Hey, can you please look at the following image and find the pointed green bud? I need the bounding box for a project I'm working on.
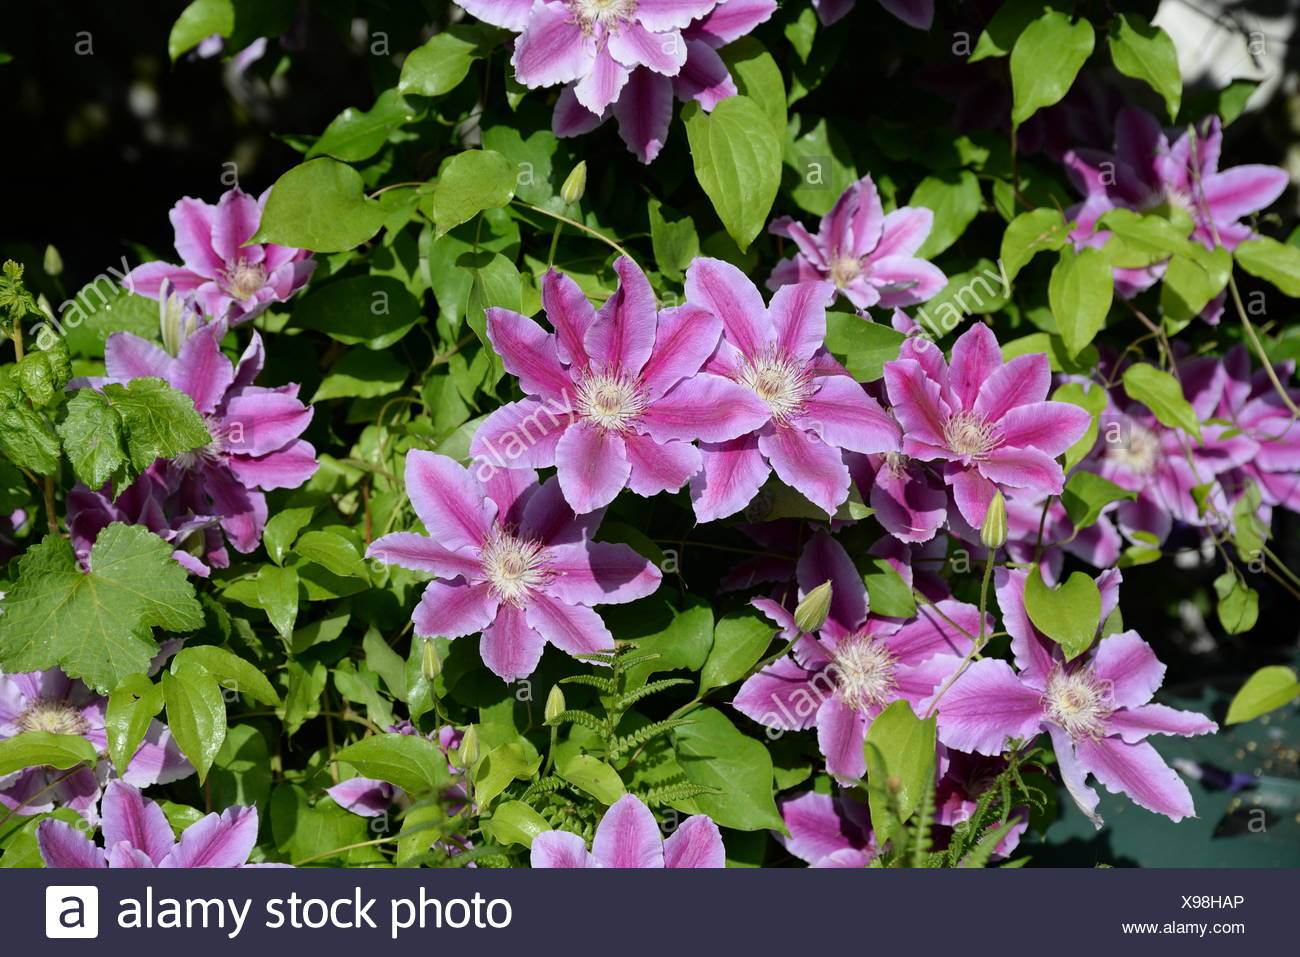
[981,490,1008,549]
[544,684,567,723]
[560,161,587,205]
[420,638,441,681]
[458,724,479,767]
[794,579,833,633]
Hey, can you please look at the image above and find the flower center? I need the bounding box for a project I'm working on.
[1043,666,1112,740]
[943,410,1000,459]
[575,369,646,432]
[829,256,862,288]
[223,260,267,300]
[1104,421,1159,475]
[1142,186,1196,224]
[15,697,90,737]
[173,416,225,469]
[736,349,813,423]
[829,632,897,712]
[479,527,549,605]
[569,0,637,31]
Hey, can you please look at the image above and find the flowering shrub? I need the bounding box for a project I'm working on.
[0,1,1297,869]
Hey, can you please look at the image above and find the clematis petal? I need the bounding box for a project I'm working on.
[210,188,262,265]
[684,257,772,358]
[636,0,720,32]
[608,22,686,74]
[553,85,608,138]
[412,580,498,639]
[513,2,592,89]
[947,322,1002,412]
[640,303,721,398]
[936,658,1044,755]
[770,281,831,361]
[37,819,106,868]
[691,434,771,522]
[404,450,495,551]
[573,44,631,114]
[544,541,661,605]
[471,398,572,472]
[222,392,313,457]
[640,373,771,444]
[555,421,631,513]
[973,353,1051,421]
[486,308,572,400]
[795,375,900,455]
[869,257,948,309]
[531,830,591,867]
[816,696,870,780]
[662,815,725,867]
[1200,164,1288,225]
[796,529,866,631]
[869,206,934,261]
[226,439,319,491]
[883,358,949,451]
[591,794,665,868]
[101,781,177,864]
[1075,735,1197,823]
[542,267,597,366]
[1107,703,1217,743]
[585,257,659,374]
[1048,725,1102,829]
[623,433,701,497]
[367,532,481,579]
[121,261,207,299]
[733,657,826,732]
[759,425,851,517]
[104,332,173,384]
[691,0,777,45]
[777,791,868,864]
[613,68,674,163]
[525,593,616,658]
[672,39,736,110]
[326,778,398,817]
[997,401,1093,457]
[1089,630,1165,709]
[878,0,933,29]
[458,0,537,31]
[162,807,258,868]
[169,197,223,276]
[479,603,546,682]
[887,599,983,662]
[979,446,1065,494]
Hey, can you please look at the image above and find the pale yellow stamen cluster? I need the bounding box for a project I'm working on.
[16,697,90,736]
[479,527,550,605]
[575,369,647,432]
[1043,666,1112,740]
[829,633,898,712]
[737,348,813,423]
[943,410,1000,459]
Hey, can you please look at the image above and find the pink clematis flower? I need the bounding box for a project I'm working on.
[937,569,1217,827]
[848,451,949,544]
[122,187,314,324]
[550,0,778,162]
[1064,108,1287,322]
[768,174,947,311]
[37,779,286,868]
[97,322,318,565]
[776,790,877,868]
[1,668,190,824]
[471,256,769,515]
[685,257,901,521]
[367,451,661,682]
[733,570,983,781]
[66,475,215,577]
[882,323,1092,529]
[531,793,724,867]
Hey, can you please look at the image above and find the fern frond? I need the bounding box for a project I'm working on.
[639,782,721,805]
[614,677,691,710]
[559,674,617,693]
[608,716,694,759]
[957,821,1017,869]
[609,652,661,672]
[548,709,606,733]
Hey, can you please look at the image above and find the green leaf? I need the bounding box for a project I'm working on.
[862,700,936,843]
[397,27,483,98]
[263,506,313,565]
[253,158,387,253]
[429,149,517,238]
[1213,572,1259,635]
[0,732,98,777]
[1052,380,1107,471]
[1230,480,1268,560]
[672,707,782,831]
[307,89,415,163]
[557,753,625,805]
[209,723,272,810]
[1121,362,1202,441]
[1001,207,1068,283]
[648,198,700,282]
[281,659,327,736]
[783,6,817,62]
[169,0,233,61]
[171,645,280,706]
[1107,13,1181,121]
[334,733,451,795]
[58,388,126,488]
[312,348,407,401]
[1225,666,1300,724]
[255,564,299,639]
[824,313,908,382]
[105,378,211,473]
[105,674,163,775]
[60,282,160,359]
[720,38,786,138]
[363,629,409,699]
[861,557,917,618]
[970,0,1067,62]
[700,608,773,692]
[1010,13,1095,126]
[1048,246,1113,358]
[909,171,982,258]
[161,669,226,781]
[1060,472,1135,530]
[292,275,422,349]
[1023,567,1101,660]
[0,524,202,693]
[1159,247,1231,329]
[0,404,61,474]
[1234,237,1300,297]
[682,97,782,252]
[485,800,552,848]
[294,530,368,579]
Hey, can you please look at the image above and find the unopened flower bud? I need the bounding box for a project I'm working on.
[544,685,567,723]
[458,724,479,767]
[981,490,1008,549]
[794,580,833,633]
[159,279,202,356]
[420,638,441,681]
[560,161,587,205]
